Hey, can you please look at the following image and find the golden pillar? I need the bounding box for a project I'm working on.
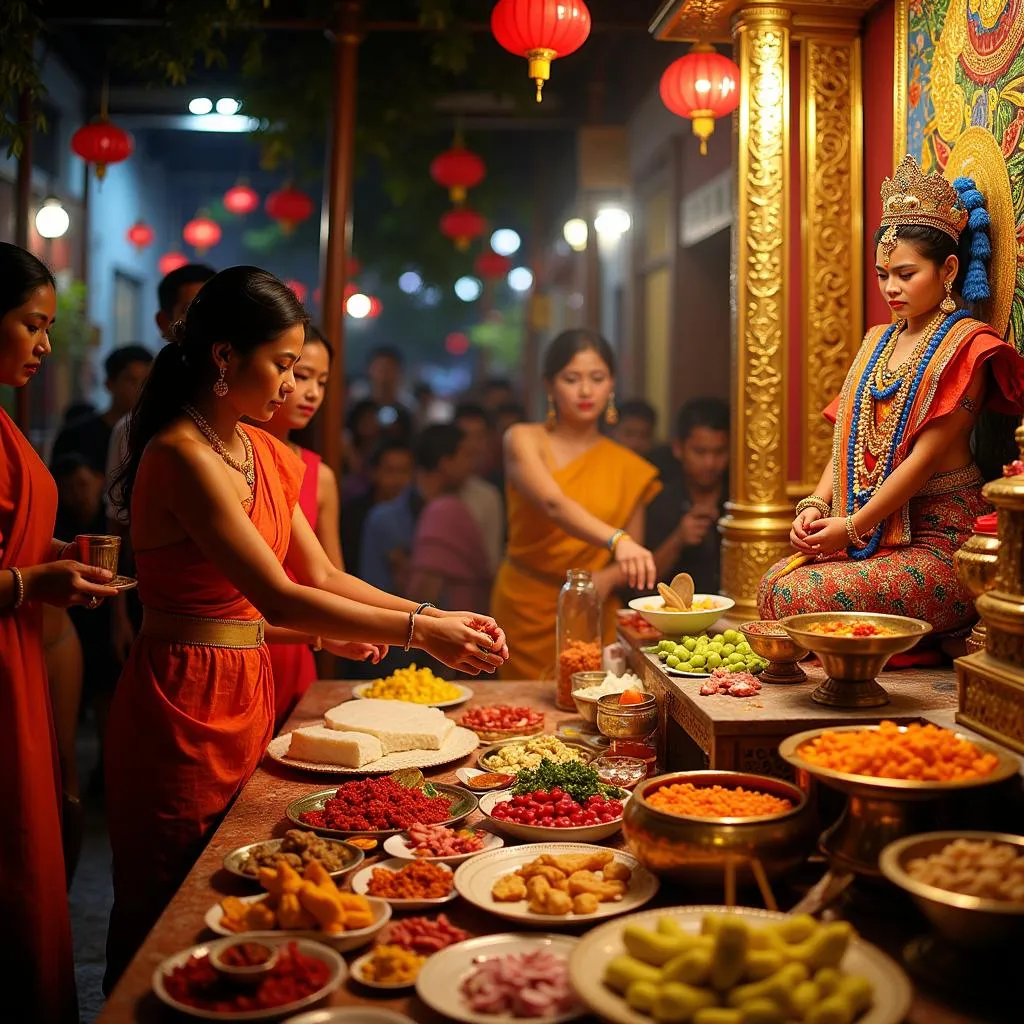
[720,4,794,615]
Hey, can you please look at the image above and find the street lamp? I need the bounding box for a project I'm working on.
[35,197,70,239]
[562,217,588,252]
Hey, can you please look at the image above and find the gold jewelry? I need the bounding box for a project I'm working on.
[545,394,557,431]
[846,515,868,549]
[939,279,957,314]
[880,154,969,242]
[183,404,255,489]
[10,567,25,609]
[796,496,831,518]
[605,393,619,426]
[213,365,229,398]
[88,595,100,609]
[608,528,629,552]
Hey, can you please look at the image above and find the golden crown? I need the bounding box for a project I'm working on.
[879,154,969,241]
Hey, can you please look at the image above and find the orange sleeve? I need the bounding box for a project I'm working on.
[823,395,841,424]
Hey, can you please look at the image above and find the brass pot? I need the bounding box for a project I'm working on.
[621,770,817,884]
[595,692,658,741]
[955,531,999,655]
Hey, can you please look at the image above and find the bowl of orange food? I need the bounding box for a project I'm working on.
[628,594,734,635]
[778,611,933,708]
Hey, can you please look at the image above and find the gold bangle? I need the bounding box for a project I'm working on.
[10,567,25,610]
[796,496,830,517]
[608,529,629,552]
[846,515,868,549]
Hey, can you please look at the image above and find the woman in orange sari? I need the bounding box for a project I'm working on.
[0,243,119,1022]
[492,330,660,679]
[104,267,507,988]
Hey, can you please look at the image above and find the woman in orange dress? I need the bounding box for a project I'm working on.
[0,243,119,1022]
[104,267,507,988]
[492,330,661,680]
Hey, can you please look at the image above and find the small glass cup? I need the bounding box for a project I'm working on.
[75,534,121,575]
[591,755,647,791]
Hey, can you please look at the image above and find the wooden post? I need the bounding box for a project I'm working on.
[15,90,34,432]
[319,0,361,479]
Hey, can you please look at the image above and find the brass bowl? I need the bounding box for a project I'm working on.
[596,692,658,741]
[879,831,1024,948]
[954,532,1000,599]
[621,770,817,884]
[779,611,933,707]
[570,671,610,725]
[739,620,808,685]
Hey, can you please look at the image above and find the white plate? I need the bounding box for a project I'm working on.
[352,681,474,708]
[477,789,628,844]
[266,725,479,775]
[349,950,420,990]
[569,905,913,1024]
[350,857,458,910]
[453,842,658,925]
[383,828,504,865]
[152,935,346,1021]
[455,766,515,790]
[284,1011,416,1024]
[203,895,391,952]
[415,932,585,1024]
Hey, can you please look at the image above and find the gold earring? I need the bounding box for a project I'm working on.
[605,393,619,426]
[213,365,229,398]
[545,394,557,431]
[940,279,957,314]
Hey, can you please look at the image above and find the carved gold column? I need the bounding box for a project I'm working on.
[720,4,794,615]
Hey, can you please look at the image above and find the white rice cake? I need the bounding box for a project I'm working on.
[324,698,455,753]
[287,725,384,767]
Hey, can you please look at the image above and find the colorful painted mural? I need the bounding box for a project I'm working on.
[902,0,1024,347]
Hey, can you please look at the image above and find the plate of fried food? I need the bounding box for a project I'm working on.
[453,842,659,924]
[223,829,364,883]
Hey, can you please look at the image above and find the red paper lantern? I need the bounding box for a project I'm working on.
[223,183,260,215]
[183,216,222,254]
[265,185,315,233]
[71,117,134,180]
[474,250,512,280]
[313,287,322,306]
[660,43,741,155]
[431,146,486,204]
[491,0,592,102]
[445,331,470,356]
[158,252,189,276]
[126,220,155,251]
[344,282,358,300]
[347,257,362,279]
[285,279,308,303]
[440,208,486,252]
[366,296,383,319]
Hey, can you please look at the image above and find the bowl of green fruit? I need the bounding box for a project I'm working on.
[650,630,767,678]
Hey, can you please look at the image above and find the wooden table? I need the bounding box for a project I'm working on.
[99,679,995,1024]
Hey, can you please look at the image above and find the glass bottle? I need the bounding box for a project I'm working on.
[555,568,603,710]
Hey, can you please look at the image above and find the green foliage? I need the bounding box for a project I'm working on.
[0,0,48,157]
[469,307,524,368]
[50,279,94,358]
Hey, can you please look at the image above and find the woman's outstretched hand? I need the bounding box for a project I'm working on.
[23,560,120,608]
[417,612,509,675]
[323,640,388,663]
[613,536,657,591]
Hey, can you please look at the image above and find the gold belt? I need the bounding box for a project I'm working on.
[140,608,266,649]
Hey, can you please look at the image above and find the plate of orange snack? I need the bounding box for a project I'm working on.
[205,858,392,952]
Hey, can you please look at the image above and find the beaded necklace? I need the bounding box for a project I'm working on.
[183,404,256,490]
[843,308,971,559]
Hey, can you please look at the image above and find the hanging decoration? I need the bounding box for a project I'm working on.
[285,279,308,303]
[474,250,512,280]
[445,332,470,356]
[158,252,189,275]
[431,143,486,205]
[347,257,362,278]
[71,72,134,180]
[440,208,487,252]
[126,220,155,251]
[265,184,315,233]
[659,43,741,155]
[223,183,260,215]
[183,216,222,255]
[491,0,592,102]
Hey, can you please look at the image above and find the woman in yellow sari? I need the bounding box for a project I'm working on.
[492,330,661,679]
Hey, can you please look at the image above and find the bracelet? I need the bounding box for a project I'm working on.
[10,567,25,610]
[404,601,435,652]
[796,496,831,518]
[845,515,868,549]
[608,529,628,552]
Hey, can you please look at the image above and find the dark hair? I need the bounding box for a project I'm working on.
[496,400,525,421]
[676,397,730,441]
[51,451,100,481]
[114,266,308,514]
[542,328,615,380]
[618,399,657,427]
[369,438,414,470]
[61,400,96,426]
[368,344,403,367]
[104,344,153,382]
[0,242,55,319]
[454,401,493,428]
[157,263,216,315]
[414,423,463,472]
[347,398,380,435]
[484,376,513,393]
[303,322,334,361]
[871,224,967,293]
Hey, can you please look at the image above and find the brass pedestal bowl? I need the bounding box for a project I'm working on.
[779,726,1020,878]
[779,612,933,708]
[740,621,808,684]
[621,770,816,888]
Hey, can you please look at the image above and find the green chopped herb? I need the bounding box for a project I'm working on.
[511,758,618,802]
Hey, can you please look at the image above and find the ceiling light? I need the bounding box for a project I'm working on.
[35,196,69,239]
[215,97,241,115]
[507,267,533,292]
[189,97,213,115]
[491,228,521,256]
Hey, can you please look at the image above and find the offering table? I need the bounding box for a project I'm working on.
[98,678,996,1024]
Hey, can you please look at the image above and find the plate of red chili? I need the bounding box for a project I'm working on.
[152,936,345,1020]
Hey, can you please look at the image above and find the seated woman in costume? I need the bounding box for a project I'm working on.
[759,155,1024,633]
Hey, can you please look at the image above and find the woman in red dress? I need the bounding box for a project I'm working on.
[0,243,119,1022]
[103,267,508,989]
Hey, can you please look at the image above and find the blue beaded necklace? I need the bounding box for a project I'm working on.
[844,308,971,559]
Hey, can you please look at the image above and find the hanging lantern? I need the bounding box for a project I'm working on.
[474,250,512,280]
[491,0,592,102]
[348,257,362,279]
[430,145,486,204]
[183,216,222,255]
[285,279,308,303]
[126,220,155,251]
[659,43,741,155]
[440,208,486,252]
[265,185,315,233]
[223,183,260,215]
[344,282,358,300]
[71,117,134,180]
[158,252,189,276]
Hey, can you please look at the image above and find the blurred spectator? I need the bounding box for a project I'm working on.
[482,376,516,413]
[342,439,415,575]
[413,381,454,429]
[60,400,96,427]
[490,400,526,494]
[349,344,415,412]
[454,401,504,574]
[51,345,153,473]
[644,397,730,594]
[341,398,381,500]
[611,398,657,458]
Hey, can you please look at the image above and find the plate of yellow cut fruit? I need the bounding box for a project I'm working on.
[568,905,912,1024]
[352,665,474,708]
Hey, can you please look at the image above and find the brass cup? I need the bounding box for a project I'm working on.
[955,532,999,655]
[739,621,808,684]
[595,692,658,741]
[74,534,121,574]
